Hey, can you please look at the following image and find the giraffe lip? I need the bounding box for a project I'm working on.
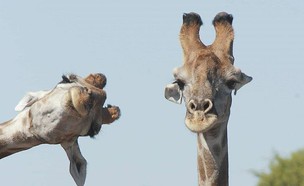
[185,112,218,133]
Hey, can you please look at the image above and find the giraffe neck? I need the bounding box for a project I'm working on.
[197,121,229,186]
[0,109,42,159]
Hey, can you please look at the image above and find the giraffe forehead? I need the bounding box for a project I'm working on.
[174,51,235,86]
[176,62,219,82]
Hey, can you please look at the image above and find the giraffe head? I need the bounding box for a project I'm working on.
[15,73,120,139]
[3,73,120,186]
[165,12,252,133]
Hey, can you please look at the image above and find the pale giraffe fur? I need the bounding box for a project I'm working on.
[0,73,120,186]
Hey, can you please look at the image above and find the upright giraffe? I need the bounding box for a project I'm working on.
[165,12,252,185]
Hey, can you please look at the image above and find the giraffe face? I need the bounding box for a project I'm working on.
[26,74,108,142]
[165,54,251,133]
[15,74,110,141]
[164,12,252,133]
[3,73,120,185]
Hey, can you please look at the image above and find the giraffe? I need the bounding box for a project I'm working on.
[0,73,120,186]
[164,12,252,186]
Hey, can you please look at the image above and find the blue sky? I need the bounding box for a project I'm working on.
[0,1,304,186]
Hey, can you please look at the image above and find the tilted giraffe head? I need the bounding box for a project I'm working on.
[165,12,252,133]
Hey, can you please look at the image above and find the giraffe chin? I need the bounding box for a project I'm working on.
[185,114,218,133]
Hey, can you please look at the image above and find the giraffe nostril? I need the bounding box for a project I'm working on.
[187,99,213,114]
[203,99,213,114]
[203,101,210,111]
[190,102,196,110]
[187,100,197,113]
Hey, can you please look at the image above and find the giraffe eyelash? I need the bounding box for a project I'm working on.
[225,79,239,90]
[174,79,185,90]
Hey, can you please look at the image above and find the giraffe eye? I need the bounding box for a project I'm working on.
[174,79,185,90]
[226,79,237,89]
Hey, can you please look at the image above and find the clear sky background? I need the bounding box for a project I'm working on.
[0,1,303,186]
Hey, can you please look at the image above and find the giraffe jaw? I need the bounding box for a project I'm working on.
[185,113,218,133]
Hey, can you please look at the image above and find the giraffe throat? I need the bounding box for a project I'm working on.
[197,122,229,186]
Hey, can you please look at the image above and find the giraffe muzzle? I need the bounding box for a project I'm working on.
[185,99,218,133]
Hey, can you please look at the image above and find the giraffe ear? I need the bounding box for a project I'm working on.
[164,83,183,104]
[15,90,50,111]
[233,72,252,95]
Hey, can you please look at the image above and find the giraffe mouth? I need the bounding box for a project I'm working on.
[185,112,218,133]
